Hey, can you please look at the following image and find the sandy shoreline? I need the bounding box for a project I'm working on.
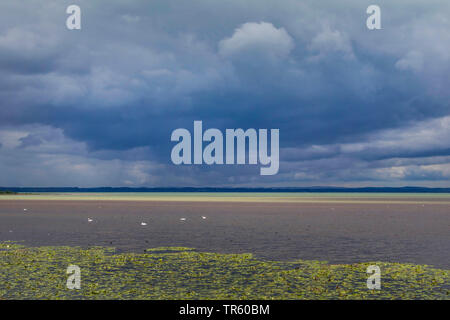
[1,192,450,204]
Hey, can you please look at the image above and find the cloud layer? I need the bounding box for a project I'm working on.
[0,0,449,187]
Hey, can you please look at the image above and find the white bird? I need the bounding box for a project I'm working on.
[141,222,147,226]
[180,218,186,221]
[201,216,207,220]
[87,218,93,222]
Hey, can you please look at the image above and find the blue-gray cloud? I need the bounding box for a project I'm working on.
[0,0,449,187]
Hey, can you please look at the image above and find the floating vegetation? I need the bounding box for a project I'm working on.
[0,242,448,300]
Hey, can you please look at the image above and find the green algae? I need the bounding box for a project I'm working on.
[0,242,448,300]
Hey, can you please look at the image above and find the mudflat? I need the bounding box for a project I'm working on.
[0,194,449,268]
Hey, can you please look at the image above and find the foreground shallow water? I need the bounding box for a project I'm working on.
[1,242,449,299]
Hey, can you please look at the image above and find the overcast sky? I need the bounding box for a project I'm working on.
[0,0,449,187]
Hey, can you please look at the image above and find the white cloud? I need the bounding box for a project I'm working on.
[0,27,57,52]
[308,27,354,61]
[281,116,450,185]
[0,124,164,187]
[395,51,424,72]
[219,22,294,59]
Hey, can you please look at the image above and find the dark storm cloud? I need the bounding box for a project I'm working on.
[0,0,449,186]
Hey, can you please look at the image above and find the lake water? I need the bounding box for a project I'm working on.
[0,193,449,268]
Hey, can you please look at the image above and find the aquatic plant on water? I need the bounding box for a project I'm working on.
[0,242,448,300]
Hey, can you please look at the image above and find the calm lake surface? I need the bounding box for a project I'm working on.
[0,193,449,268]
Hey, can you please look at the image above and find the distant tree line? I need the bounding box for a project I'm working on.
[0,190,17,194]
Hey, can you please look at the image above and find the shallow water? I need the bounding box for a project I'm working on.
[0,194,449,268]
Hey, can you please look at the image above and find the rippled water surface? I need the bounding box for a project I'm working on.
[0,193,449,268]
